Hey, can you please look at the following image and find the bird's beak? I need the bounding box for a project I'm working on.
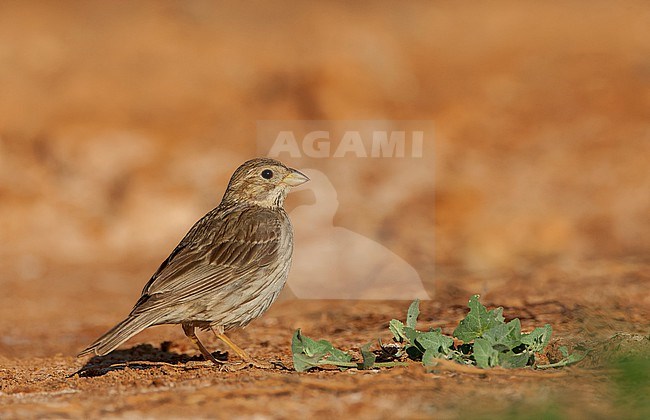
[282,168,310,186]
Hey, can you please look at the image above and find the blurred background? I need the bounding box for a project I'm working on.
[0,1,649,355]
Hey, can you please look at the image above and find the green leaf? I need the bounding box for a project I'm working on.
[483,318,523,351]
[325,345,354,364]
[499,350,531,368]
[448,349,472,365]
[521,324,553,353]
[291,329,353,372]
[403,326,421,344]
[292,329,326,372]
[420,331,456,365]
[406,299,420,329]
[360,343,377,370]
[536,351,587,369]
[389,319,407,343]
[474,338,499,368]
[453,295,505,342]
[559,345,569,358]
[422,348,439,366]
[401,327,428,359]
[415,329,454,357]
[390,300,420,343]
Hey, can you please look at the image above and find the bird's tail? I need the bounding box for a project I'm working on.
[78,314,156,357]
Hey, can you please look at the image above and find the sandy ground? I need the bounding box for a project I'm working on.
[1,257,648,418]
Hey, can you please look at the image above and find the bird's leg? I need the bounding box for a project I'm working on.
[182,324,224,366]
[213,330,252,361]
[210,327,276,369]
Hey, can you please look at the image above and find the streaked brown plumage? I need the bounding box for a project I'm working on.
[79,158,309,367]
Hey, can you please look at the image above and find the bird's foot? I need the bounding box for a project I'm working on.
[217,363,235,372]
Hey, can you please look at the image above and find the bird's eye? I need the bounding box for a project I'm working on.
[261,169,273,179]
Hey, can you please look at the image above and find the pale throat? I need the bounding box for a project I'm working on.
[229,186,288,209]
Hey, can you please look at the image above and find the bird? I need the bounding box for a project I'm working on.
[79,157,309,368]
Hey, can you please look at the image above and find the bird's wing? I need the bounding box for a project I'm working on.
[129,206,286,316]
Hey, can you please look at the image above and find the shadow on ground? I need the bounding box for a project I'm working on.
[73,343,228,377]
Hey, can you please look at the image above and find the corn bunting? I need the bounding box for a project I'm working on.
[79,158,309,368]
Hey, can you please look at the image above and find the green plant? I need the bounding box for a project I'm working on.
[291,329,407,371]
[291,295,585,372]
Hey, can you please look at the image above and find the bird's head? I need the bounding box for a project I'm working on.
[222,158,310,208]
